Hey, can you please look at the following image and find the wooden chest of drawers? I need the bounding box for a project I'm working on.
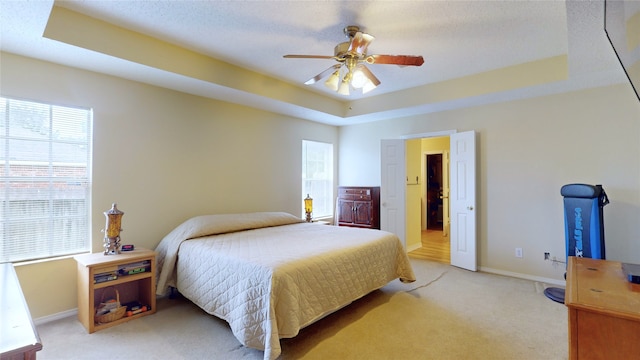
[337,186,380,229]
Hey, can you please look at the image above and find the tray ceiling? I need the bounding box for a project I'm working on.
[0,1,627,126]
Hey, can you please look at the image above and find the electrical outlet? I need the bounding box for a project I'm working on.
[544,252,550,260]
[515,248,523,258]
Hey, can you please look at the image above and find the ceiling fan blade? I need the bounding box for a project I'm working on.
[365,55,424,66]
[359,65,381,86]
[283,55,335,60]
[348,31,375,55]
[304,64,342,85]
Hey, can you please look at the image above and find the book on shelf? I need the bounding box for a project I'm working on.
[94,272,118,284]
[117,260,151,276]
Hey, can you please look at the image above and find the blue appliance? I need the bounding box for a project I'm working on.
[544,184,609,303]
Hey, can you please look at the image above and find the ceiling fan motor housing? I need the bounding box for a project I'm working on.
[343,25,361,39]
[334,42,351,58]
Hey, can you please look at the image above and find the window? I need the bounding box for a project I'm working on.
[302,140,333,219]
[0,97,92,263]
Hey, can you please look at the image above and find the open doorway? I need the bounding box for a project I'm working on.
[407,138,450,264]
[380,130,477,271]
[412,149,450,263]
[426,153,443,231]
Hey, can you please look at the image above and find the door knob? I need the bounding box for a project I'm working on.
[467,206,474,210]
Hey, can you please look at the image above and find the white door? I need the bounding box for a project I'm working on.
[380,139,406,249]
[449,131,477,271]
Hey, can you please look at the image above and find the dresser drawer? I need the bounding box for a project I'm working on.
[339,188,372,200]
[339,194,371,201]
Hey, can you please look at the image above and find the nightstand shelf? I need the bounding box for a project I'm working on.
[74,248,156,333]
[93,272,151,289]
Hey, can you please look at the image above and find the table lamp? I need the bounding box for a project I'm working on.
[103,203,124,255]
[304,194,313,222]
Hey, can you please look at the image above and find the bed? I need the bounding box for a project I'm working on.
[155,212,415,360]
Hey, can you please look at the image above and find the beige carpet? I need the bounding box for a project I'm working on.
[36,258,568,359]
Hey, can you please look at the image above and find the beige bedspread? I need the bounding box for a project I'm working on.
[155,212,415,360]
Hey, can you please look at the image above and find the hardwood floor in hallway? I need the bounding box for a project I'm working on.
[408,229,450,263]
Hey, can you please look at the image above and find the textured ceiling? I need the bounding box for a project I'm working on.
[56,0,568,91]
[0,1,628,126]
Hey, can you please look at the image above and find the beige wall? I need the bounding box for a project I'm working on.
[3,49,640,318]
[339,84,640,282]
[2,52,338,318]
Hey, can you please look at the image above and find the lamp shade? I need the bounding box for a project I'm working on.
[103,203,124,255]
[337,81,350,95]
[304,194,313,214]
[362,79,378,94]
[324,70,340,91]
[104,203,124,238]
[351,68,367,88]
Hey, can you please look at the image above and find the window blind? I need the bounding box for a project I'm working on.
[302,140,333,219]
[0,97,92,263]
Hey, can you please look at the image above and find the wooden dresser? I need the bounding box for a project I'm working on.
[336,186,380,229]
[565,256,640,359]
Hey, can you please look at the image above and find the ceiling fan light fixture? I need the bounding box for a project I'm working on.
[362,79,377,94]
[324,70,341,91]
[337,81,350,96]
[350,67,367,89]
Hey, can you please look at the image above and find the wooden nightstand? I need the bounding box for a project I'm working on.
[74,248,156,333]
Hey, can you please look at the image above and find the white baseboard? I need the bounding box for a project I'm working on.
[34,308,77,326]
[406,243,421,252]
[479,266,566,287]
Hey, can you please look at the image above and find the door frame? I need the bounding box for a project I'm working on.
[401,131,455,254]
[383,129,477,271]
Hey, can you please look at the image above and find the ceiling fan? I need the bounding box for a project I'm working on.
[284,25,424,96]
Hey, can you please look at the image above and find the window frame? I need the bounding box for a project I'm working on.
[0,96,93,263]
[301,140,334,220]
